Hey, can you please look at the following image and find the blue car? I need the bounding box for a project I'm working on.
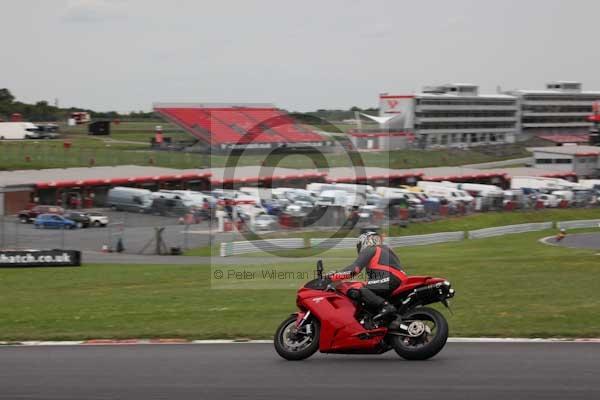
[34,214,77,229]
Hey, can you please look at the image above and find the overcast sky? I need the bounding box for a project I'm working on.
[2,0,599,112]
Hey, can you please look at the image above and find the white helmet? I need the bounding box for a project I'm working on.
[356,231,382,254]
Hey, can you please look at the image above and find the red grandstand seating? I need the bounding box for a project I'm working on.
[209,109,282,143]
[153,104,326,148]
[240,108,324,142]
[154,107,245,145]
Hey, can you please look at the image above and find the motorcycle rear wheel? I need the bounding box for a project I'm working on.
[274,315,320,361]
[391,306,448,361]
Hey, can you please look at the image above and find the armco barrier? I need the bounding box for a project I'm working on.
[220,221,585,256]
[310,232,464,250]
[310,237,356,249]
[386,232,465,247]
[220,238,305,257]
[556,219,600,230]
[468,222,553,239]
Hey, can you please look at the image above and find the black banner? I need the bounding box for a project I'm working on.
[0,250,81,268]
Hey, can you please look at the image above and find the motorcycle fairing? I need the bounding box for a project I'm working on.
[297,287,389,353]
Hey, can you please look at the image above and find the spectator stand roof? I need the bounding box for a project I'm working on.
[478,167,578,179]
[537,134,590,145]
[0,163,582,193]
[527,145,600,157]
[0,166,211,190]
[200,166,326,187]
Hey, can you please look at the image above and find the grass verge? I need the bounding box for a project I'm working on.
[1,230,599,340]
[1,121,535,170]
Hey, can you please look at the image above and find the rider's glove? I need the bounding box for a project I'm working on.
[327,270,352,281]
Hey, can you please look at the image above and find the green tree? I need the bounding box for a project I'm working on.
[0,88,15,104]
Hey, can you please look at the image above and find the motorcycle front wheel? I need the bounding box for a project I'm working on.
[391,306,449,360]
[274,315,320,361]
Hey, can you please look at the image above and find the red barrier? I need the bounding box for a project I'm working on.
[399,208,409,220]
[440,205,449,217]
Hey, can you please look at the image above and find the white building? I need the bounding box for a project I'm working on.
[529,145,600,177]
[380,84,519,149]
[507,81,600,137]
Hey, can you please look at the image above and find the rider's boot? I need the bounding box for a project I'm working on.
[373,301,397,321]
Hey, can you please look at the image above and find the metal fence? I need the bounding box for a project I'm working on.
[221,220,600,256]
[309,232,465,250]
[220,238,305,257]
[0,211,215,255]
[310,237,356,249]
[556,219,600,230]
[467,222,554,239]
[386,231,465,247]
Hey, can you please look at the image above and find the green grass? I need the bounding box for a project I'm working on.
[386,208,600,236]
[0,140,208,170]
[0,120,535,171]
[60,120,189,143]
[207,145,531,169]
[1,229,599,340]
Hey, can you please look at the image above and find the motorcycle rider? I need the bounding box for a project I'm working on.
[327,231,407,320]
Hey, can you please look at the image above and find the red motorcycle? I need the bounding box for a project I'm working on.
[274,260,455,361]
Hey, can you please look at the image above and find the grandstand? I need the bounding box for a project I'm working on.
[153,103,331,152]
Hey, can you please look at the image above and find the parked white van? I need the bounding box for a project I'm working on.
[510,176,576,191]
[0,122,40,140]
[416,181,474,204]
[435,182,503,210]
[316,190,350,207]
[107,187,153,212]
[156,190,211,208]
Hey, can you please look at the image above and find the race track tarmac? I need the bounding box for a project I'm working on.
[0,343,598,400]
[550,232,600,250]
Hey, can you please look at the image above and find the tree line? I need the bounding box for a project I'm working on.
[0,88,155,122]
[0,88,378,124]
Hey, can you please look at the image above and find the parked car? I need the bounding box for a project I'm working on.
[252,214,278,231]
[25,129,60,139]
[150,197,189,216]
[63,212,91,228]
[107,187,153,212]
[18,205,64,224]
[85,212,109,227]
[535,193,560,208]
[34,214,77,229]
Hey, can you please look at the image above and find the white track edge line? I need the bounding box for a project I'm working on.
[1,338,600,346]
